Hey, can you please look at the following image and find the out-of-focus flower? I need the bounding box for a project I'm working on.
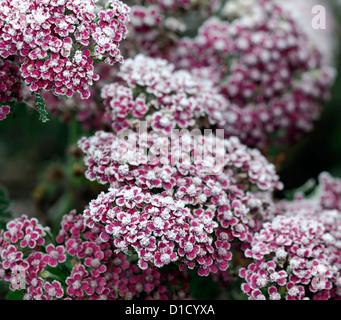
[279,0,337,66]
[0,57,22,120]
[168,0,336,149]
[122,0,221,57]
[0,105,10,121]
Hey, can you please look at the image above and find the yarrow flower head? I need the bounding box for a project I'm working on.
[240,172,341,300]
[79,127,282,275]
[78,129,282,193]
[0,215,48,292]
[240,215,337,300]
[0,0,130,100]
[0,210,191,300]
[100,54,229,133]
[57,209,191,300]
[273,172,341,299]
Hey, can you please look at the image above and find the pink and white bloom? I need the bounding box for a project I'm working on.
[42,244,66,267]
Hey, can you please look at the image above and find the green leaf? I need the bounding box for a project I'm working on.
[6,289,24,300]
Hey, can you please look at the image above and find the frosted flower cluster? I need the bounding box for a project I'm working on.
[240,215,337,300]
[57,209,191,300]
[101,54,230,132]
[240,172,341,300]
[0,0,339,302]
[78,130,282,192]
[78,126,282,275]
[83,184,271,276]
[0,0,130,99]
[0,211,190,300]
[0,215,50,295]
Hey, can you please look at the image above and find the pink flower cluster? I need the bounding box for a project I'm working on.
[78,128,282,275]
[0,215,78,300]
[0,215,57,297]
[0,211,190,300]
[273,173,341,299]
[0,105,10,121]
[240,172,341,300]
[57,209,190,300]
[167,0,335,148]
[240,215,337,300]
[101,54,229,132]
[0,57,22,120]
[128,5,163,58]
[0,0,130,99]
[84,186,227,275]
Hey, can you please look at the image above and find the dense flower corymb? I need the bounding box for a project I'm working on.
[0,0,130,99]
[78,130,282,193]
[240,215,338,300]
[0,210,191,300]
[57,209,191,300]
[101,54,229,133]
[273,172,341,299]
[0,215,48,292]
[79,128,282,275]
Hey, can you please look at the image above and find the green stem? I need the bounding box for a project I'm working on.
[40,270,64,283]
[45,227,55,244]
